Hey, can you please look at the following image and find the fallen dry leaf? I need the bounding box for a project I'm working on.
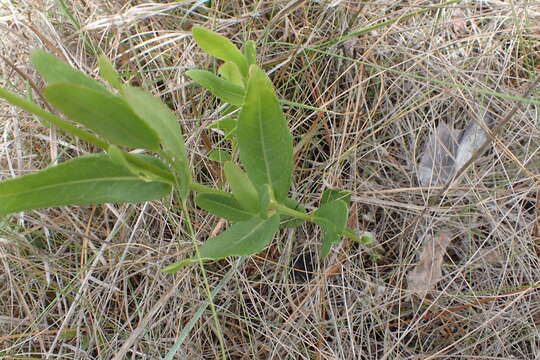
[454,120,488,173]
[407,232,451,298]
[452,8,469,35]
[417,114,492,187]
[418,122,460,187]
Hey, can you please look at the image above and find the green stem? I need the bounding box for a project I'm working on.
[271,201,313,221]
[342,227,372,246]
[0,87,108,150]
[178,197,227,360]
[272,200,375,248]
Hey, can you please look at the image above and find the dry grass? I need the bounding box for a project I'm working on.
[1,0,540,359]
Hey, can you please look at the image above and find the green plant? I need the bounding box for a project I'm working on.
[0,27,373,271]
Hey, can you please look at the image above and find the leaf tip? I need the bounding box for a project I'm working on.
[161,257,215,274]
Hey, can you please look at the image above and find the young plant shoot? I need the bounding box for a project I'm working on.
[0,27,373,272]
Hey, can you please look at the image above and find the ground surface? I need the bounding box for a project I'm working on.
[1,1,539,359]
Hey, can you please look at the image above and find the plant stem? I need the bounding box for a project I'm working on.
[342,227,372,245]
[271,201,314,221]
[273,200,381,258]
[271,201,374,246]
[164,258,245,359]
[178,197,228,360]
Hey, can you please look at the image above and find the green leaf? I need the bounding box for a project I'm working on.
[121,85,191,199]
[200,215,280,259]
[218,62,244,87]
[208,149,232,163]
[280,197,306,228]
[192,26,249,77]
[237,65,293,202]
[208,118,237,140]
[220,104,239,117]
[161,257,213,273]
[123,153,175,183]
[321,189,351,207]
[43,83,161,151]
[107,145,172,183]
[224,162,259,213]
[0,154,171,216]
[107,144,131,166]
[0,87,108,150]
[186,70,244,105]
[258,184,271,218]
[31,50,107,93]
[242,40,257,65]
[195,193,254,222]
[98,55,123,91]
[314,200,348,259]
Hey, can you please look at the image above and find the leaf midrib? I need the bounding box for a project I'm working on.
[201,197,252,218]
[0,176,158,197]
[222,217,269,252]
[256,90,273,191]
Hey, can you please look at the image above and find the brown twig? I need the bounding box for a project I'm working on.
[0,54,55,113]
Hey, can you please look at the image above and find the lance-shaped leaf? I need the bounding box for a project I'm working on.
[107,145,173,183]
[192,26,249,77]
[242,40,257,65]
[0,87,108,150]
[98,55,123,91]
[208,149,232,163]
[237,65,293,202]
[258,184,271,218]
[314,200,348,258]
[31,50,107,93]
[161,257,214,274]
[219,62,244,87]
[0,154,171,216]
[208,118,237,140]
[186,70,244,105]
[195,193,254,222]
[121,85,191,199]
[43,83,161,151]
[200,215,280,259]
[223,162,259,213]
[321,189,351,207]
